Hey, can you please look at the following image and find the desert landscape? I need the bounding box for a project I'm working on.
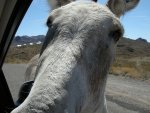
[2,36,150,113]
[5,36,150,80]
[3,64,150,113]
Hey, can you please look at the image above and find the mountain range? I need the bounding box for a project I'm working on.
[8,35,150,80]
[12,35,150,58]
[12,35,45,46]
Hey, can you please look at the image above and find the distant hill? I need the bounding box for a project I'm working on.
[116,37,150,58]
[12,35,45,46]
[136,38,148,43]
[5,36,150,80]
[111,37,150,80]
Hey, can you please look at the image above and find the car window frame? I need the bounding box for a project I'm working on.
[0,0,32,112]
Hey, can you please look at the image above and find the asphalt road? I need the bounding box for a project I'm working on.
[2,64,150,113]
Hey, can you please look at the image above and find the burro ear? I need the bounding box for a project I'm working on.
[48,0,75,10]
[107,0,140,17]
[48,0,98,10]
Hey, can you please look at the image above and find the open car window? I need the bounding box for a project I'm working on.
[2,0,49,102]
[0,0,49,112]
[0,0,149,113]
[0,0,33,112]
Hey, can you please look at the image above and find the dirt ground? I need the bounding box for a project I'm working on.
[2,64,150,113]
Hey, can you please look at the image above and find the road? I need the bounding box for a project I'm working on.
[106,75,150,113]
[2,64,150,113]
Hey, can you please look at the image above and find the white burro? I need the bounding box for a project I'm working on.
[11,0,140,113]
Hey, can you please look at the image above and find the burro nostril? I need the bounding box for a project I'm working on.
[125,0,130,3]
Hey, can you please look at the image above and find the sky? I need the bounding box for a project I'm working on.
[16,0,150,42]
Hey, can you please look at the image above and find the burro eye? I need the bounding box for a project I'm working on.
[109,29,122,42]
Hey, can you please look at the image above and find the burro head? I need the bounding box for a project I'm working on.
[11,1,140,113]
[46,0,140,72]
